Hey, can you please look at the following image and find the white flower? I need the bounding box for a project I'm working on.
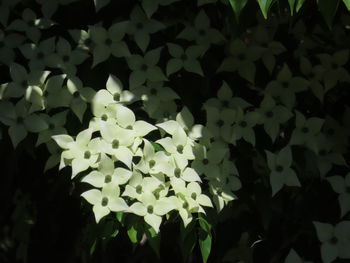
[156,126,195,169]
[52,128,100,178]
[129,192,176,233]
[81,184,129,223]
[327,173,350,217]
[314,221,350,263]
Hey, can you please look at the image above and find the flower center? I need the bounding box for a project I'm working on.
[265,111,274,118]
[239,121,247,128]
[62,55,70,62]
[49,123,55,130]
[174,168,181,178]
[329,236,338,245]
[149,160,156,168]
[308,72,315,79]
[84,151,91,159]
[104,175,112,183]
[281,81,288,88]
[202,158,209,165]
[238,53,246,60]
[191,193,197,200]
[105,38,112,46]
[112,139,119,149]
[177,145,184,154]
[180,54,188,60]
[101,114,108,121]
[17,116,24,123]
[222,100,229,108]
[275,165,284,172]
[84,38,92,47]
[344,186,350,193]
[27,20,35,27]
[136,185,142,194]
[319,149,327,156]
[37,52,44,59]
[327,128,335,136]
[101,197,109,207]
[136,22,143,30]
[113,93,120,101]
[182,201,189,209]
[198,29,206,36]
[301,127,309,133]
[216,120,224,127]
[147,205,154,214]
[73,91,80,98]
[141,64,148,71]
[150,88,157,95]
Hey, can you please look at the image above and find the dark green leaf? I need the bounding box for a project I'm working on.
[317,0,340,28]
[229,0,248,20]
[198,228,212,263]
[145,226,161,258]
[151,141,165,152]
[343,0,350,10]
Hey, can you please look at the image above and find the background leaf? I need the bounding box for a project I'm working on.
[317,0,340,28]
[229,0,248,20]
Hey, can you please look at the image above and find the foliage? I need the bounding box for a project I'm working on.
[0,0,350,263]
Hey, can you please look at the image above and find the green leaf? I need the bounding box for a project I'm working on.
[296,0,306,12]
[179,221,197,260]
[198,228,212,263]
[90,240,97,255]
[343,0,350,10]
[127,218,143,244]
[150,142,165,152]
[288,0,296,15]
[198,216,212,263]
[116,212,124,225]
[257,0,276,19]
[198,216,212,233]
[145,226,161,258]
[229,0,248,20]
[94,0,110,12]
[317,0,340,28]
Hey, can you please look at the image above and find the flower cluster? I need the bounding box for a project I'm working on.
[52,75,240,232]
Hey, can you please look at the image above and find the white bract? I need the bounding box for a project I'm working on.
[314,221,350,263]
[327,173,350,217]
[266,147,301,196]
[89,23,130,67]
[52,128,100,178]
[129,192,176,233]
[81,184,129,223]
